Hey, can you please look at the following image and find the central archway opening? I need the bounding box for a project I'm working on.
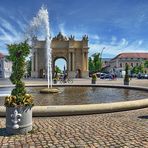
[53,58,67,79]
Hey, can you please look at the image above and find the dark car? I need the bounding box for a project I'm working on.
[137,74,148,79]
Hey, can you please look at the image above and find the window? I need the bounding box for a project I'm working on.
[0,71,2,78]
[136,63,138,66]
[131,63,133,67]
[120,63,122,67]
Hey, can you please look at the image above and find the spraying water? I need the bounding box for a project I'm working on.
[30,6,52,88]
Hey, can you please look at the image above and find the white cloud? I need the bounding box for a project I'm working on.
[89,38,148,58]
[89,34,100,40]
[0,17,24,44]
[0,27,14,42]
[0,16,26,55]
[138,40,143,46]
[119,38,128,47]
[58,23,66,36]
[0,17,18,37]
[111,36,117,45]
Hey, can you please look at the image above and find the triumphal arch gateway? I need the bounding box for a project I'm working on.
[31,32,89,78]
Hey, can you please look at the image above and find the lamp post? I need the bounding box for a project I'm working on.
[100,47,105,60]
[100,47,105,71]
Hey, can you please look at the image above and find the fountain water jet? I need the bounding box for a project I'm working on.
[30,6,59,93]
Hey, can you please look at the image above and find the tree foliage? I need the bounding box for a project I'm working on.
[5,41,33,107]
[124,63,129,82]
[55,65,62,74]
[89,57,95,72]
[89,53,102,73]
[144,60,148,68]
[131,63,145,74]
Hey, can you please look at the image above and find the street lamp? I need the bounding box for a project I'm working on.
[99,47,106,72]
[100,47,106,59]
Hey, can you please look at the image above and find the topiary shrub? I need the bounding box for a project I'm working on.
[92,74,97,81]
[91,74,97,84]
[124,63,130,84]
[5,41,34,107]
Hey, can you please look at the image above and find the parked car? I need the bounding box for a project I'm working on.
[137,74,148,79]
[100,73,110,79]
[100,73,106,79]
[144,74,148,79]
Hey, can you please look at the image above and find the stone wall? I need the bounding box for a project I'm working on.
[31,33,89,78]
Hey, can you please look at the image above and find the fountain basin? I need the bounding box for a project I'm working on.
[0,84,147,116]
[40,88,59,93]
[0,98,148,116]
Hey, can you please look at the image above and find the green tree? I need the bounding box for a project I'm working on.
[144,60,148,68]
[89,53,102,73]
[139,64,144,73]
[131,62,146,75]
[131,66,139,74]
[55,65,61,74]
[124,63,129,82]
[89,57,95,73]
[7,41,30,104]
[54,65,62,79]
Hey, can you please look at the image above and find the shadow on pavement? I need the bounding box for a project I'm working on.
[138,115,148,119]
[0,128,14,136]
[0,128,10,136]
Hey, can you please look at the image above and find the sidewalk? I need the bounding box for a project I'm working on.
[0,78,148,87]
[0,78,147,147]
[0,108,148,147]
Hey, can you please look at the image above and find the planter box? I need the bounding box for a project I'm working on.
[53,80,57,84]
[91,80,96,84]
[124,81,129,85]
[6,106,32,134]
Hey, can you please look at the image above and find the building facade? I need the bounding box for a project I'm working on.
[108,53,148,77]
[31,32,89,78]
[0,53,12,78]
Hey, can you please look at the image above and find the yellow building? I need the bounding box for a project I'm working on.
[31,32,89,78]
[108,53,148,77]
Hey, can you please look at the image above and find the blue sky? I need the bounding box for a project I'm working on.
[0,0,148,59]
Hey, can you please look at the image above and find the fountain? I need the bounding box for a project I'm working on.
[0,7,148,117]
[29,6,59,93]
[0,85,148,116]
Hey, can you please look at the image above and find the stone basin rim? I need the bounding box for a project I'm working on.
[0,84,147,117]
[0,84,148,91]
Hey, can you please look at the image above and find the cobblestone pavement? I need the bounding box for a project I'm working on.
[0,78,148,147]
[0,108,147,147]
[0,78,148,87]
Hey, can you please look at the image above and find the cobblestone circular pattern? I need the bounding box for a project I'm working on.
[0,108,148,147]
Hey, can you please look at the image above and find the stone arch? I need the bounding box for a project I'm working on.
[53,56,68,76]
[31,32,89,78]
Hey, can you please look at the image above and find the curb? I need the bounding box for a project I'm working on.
[0,85,148,117]
[0,99,148,117]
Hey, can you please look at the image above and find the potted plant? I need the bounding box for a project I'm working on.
[92,74,97,84]
[124,63,130,85]
[53,77,58,84]
[5,41,34,134]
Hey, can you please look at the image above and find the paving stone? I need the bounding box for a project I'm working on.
[0,78,148,147]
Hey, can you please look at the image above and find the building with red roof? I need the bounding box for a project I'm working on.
[0,52,12,78]
[0,52,4,59]
[108,52,148,77]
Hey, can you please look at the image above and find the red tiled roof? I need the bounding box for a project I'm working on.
[112,53,148,60]
[0,52,4,58]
